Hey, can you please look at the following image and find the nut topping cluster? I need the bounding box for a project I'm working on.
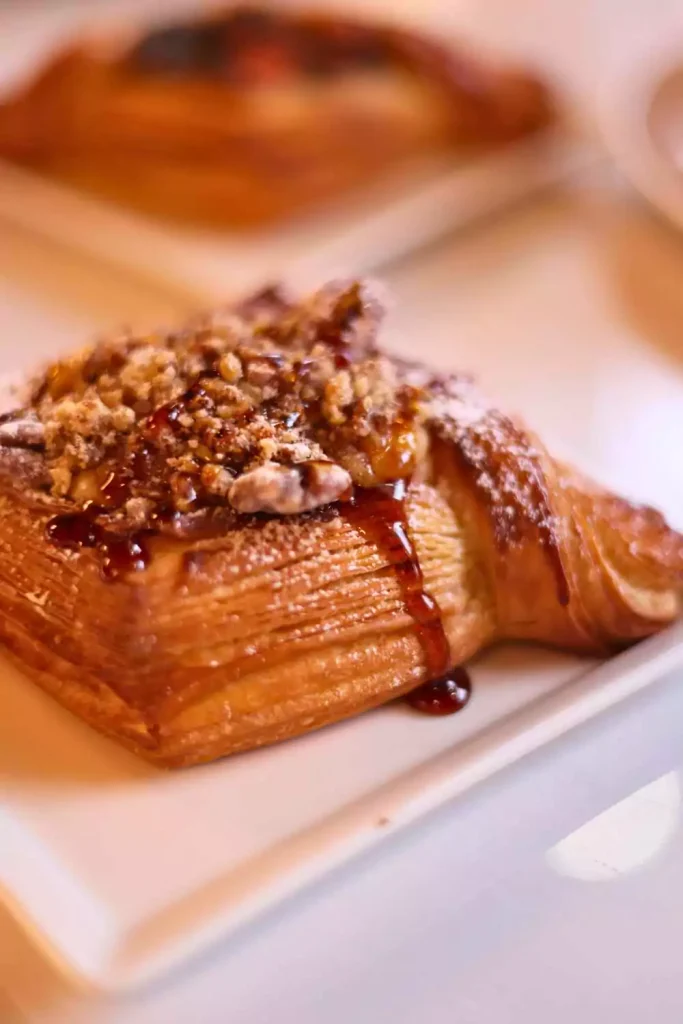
[0,281,436,525]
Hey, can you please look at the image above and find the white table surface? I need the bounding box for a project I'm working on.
[2,0,683,1020]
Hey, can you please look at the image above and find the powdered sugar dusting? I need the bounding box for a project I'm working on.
[433,389,569,603]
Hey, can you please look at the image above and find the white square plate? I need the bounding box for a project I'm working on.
[3,629,683,992]
[1,176,683,992]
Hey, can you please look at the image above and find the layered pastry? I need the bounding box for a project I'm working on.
[0,280,681,768]
[0,6,553,226]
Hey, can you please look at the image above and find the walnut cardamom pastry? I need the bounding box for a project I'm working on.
[0,280,681,768]
[0,6,553,227]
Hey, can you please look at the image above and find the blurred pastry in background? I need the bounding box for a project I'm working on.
[0,5,553,228]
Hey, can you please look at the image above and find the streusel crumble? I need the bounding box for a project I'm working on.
[0,281,446,526]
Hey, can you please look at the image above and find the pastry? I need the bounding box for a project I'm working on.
[0,6,553,227]
[0,280,680,768]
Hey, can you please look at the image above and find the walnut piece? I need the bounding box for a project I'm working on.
[0,416,45,449]
[229,461,352,515]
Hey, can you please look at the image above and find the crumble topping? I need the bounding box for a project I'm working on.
[0,280,442,525]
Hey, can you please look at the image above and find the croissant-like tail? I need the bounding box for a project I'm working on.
[430,401,683,656]
[547,466,683,647]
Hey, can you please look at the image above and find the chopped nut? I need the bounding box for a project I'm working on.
[218,352,242,383]
[125,496,154,527]
[53,393,110,437]
[278,442,314,464]
[99,388,124,410]
[303,461,353,504]
[245,359,277,387]
[50,465,72,497]
[15,279,432,527]
[228,460,351,515]
[0,416,45,448]
[170,453,199,476]
[257,437,278,462]
[323,370,353,425]
[112,405,136,432]
[170,472,198,512]
[201,463,233,497]
[69,470,101,503]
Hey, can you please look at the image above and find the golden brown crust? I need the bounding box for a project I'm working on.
[0,7,553,227]
[0,478,492,766]
[0,282,681,768]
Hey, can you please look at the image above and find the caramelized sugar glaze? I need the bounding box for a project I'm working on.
[346,481,471,714]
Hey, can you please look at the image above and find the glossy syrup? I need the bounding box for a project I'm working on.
[405,666,471,715]
[43,367,225,579]
[45,507,151,581]
[346,479,471,715]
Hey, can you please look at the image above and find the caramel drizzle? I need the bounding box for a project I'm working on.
[45,476,472,715]
[346,479,471,715]
[45,509,151,581]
